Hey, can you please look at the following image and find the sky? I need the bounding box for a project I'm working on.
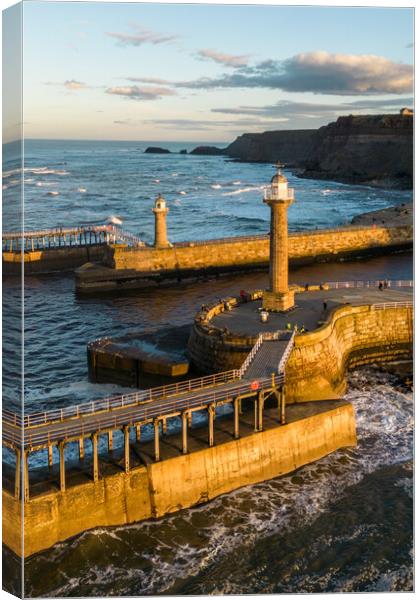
[4,1,415,142]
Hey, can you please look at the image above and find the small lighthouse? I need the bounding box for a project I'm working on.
[262,163,295,312]
[152,193,170,248]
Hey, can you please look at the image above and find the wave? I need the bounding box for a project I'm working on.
[178,190,187,195]
[107,215,123,225]
[222,185,266,197]
[46,191,60,196]
[211,184,222,189]
[78,187,87,193]
[33,369,412,597]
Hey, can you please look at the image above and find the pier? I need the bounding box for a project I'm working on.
[3,331,294,502]
[2,224,144,252]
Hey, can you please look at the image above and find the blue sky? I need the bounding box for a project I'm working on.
[15,2,415,142]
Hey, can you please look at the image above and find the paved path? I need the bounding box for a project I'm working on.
[212,287,412,336]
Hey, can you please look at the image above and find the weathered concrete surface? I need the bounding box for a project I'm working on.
[188,294,413,401]
[75,225,413,292]
[3,401,356,557]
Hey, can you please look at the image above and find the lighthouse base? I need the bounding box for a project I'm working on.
[262,290,296,312]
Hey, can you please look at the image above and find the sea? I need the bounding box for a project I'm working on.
[2,139,414,596]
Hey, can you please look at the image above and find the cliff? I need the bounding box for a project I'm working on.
[225,129,316,166]
[225,113,413,189]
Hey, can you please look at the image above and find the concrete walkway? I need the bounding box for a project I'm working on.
[212,287,412,336]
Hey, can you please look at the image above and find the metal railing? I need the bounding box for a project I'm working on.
[278,331,296,374]
[3,374,286,449]
[3,369,241,429]
[263,188,294,201]
[2,225,145,251]
[238,334,264,377]
[325,280,413,289]
[371,301,413,310]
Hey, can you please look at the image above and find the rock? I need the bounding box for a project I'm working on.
[144,147,171,154]
[189,146,226,156]
[179,149,187,154]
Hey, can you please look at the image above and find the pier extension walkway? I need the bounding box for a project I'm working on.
[2,224,144,252]
[3,331,295,502]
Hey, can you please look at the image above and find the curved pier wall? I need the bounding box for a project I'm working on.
[4,402,356,557]
[187,303,413,402]
[107,225,412,273]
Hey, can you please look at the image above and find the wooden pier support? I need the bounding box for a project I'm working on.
[79,438,85,460]
[182,412,188,455]
[154,420,160,462]
[108,431,113,453]
[14,448,21,500]
[136,424,141,442]
[162,417,167,434]
[124,427,130,474]
[92,434,99,482]
[48,444,53,467]
[59,443,66,493]
[188,413,193,427]
[234,398,240,439]
[208,404,215,447]
[23,451,29,503]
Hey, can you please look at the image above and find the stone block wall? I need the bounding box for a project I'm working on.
[187,301,413,401]
[107,225,412,274]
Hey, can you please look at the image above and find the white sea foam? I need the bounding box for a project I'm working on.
[40,369,412,597]
[222,185,265,196]
[78,187,87,193]
[107,215,123,225]
[178,190,187,195]
[47,191,60,196]
[211,184,222,189]
[154,179,160,183]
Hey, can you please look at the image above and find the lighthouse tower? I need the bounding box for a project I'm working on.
[152,193,170,248]
[262,163,295,312]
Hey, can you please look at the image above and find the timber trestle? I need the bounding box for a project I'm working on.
[3,331,295,501]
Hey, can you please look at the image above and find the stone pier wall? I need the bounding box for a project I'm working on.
[3,245,108,275]
[3,402,356,557]
[107,225,412,273]
[187,302,413,401]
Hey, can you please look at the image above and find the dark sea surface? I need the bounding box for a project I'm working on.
[2,140,413,595]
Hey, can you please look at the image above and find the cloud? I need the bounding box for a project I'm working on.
[106,27,179,46]
[141,117,289,131]
[197,49,251,68]
[64,79,87,90]
[106,85,176,100]
[212,97,414,120]
[125,76,172,85]
[176,51,413,96]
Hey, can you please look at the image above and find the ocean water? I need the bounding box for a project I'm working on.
[2,139,413,595]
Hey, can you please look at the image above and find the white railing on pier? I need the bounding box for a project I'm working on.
[4,369,241,428]
[371,301,413,310]
[238,333,264,377]
[325,280,413,290]
[2,224,145,251]
[278,331,296,374]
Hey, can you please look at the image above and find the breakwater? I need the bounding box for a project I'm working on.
[75,224,413,292]
[187,291,413,401]
[3,400,356,557]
